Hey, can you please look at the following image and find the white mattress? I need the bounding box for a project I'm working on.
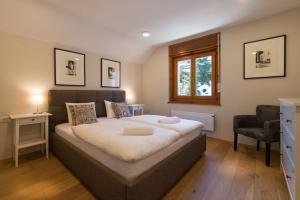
[55,118,200,181]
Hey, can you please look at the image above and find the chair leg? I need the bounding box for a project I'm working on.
[234,132,238,151]
[265,143,271,167]
[256,140,260,151]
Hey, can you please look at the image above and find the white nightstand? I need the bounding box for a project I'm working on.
[9,112,52,167]
[128,104,144,116]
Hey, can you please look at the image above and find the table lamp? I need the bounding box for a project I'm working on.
[127,94,133,104]
[32,95,43,114]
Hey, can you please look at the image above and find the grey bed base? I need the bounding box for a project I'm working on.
[52,132,206,200]
[48,89,206,200]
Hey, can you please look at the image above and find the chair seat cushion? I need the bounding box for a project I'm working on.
[236,128,265,140]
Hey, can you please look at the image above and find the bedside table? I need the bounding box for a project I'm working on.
[128,104,144,116]
[9,112,52,167]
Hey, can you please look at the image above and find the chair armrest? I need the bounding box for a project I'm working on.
[233,115,259,131]
[264,120,280,143]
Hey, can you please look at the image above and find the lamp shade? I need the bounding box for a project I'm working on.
[32,95,43,105]
[127,93,134,104]
[127,94,133,101]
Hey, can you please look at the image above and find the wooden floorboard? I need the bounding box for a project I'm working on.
[0,138,289,200]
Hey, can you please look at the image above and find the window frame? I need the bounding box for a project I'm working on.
[169,33,220,105]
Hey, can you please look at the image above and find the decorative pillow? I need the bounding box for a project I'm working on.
[67,103,97,126]
[111,103,132,118]
[104,100,116,118]
[66,102,96,124]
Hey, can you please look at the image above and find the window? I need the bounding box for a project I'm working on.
[169,33,220,105]
[177,59,191,96]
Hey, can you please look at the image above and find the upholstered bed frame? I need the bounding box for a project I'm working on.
[48,90,206,200]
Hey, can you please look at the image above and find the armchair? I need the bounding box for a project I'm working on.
[233,105,280,166]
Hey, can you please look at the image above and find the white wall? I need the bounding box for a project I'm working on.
[0,31,142,160]
[1,8,299,161]
[142,8,300,145]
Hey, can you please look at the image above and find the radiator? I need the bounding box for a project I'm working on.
[171,110,215,132]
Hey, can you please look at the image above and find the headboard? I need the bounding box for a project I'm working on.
[48,89,126,133]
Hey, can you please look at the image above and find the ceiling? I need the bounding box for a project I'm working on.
[0,0,299,64]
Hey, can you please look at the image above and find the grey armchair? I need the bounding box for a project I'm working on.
[233,105,280,166]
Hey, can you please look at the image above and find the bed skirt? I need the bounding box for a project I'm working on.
[51,132,206,200]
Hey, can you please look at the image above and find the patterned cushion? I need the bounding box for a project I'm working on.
[111,103,132,118]
[66,102,95,124]
[68,104,97,126]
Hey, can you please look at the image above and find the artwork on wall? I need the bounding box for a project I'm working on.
[54,48,85,86]
[243,35,286,79]
[101,58,121,88]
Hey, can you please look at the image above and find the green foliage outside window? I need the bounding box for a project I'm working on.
[196,56,212,96]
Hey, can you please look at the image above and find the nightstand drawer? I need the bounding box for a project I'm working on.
[128,105,144,110]
[135,105,144,110]
[18,116,46,125]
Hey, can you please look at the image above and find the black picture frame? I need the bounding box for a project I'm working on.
[101,58,121,88]
[243,35,286,79]
[54,48,86,86]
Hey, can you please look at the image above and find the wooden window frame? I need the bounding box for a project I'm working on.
[169,33,220,105]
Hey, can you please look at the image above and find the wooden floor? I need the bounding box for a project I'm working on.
[0,138,289,200]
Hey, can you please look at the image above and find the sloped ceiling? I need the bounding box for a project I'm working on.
[0,0,299,64]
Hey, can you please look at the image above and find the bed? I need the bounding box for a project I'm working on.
[48,90,206,200]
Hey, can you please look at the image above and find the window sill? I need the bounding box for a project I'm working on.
[168,99,221,106]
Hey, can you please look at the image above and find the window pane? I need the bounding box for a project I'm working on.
[177,59,191,96]
[195,56,212,96]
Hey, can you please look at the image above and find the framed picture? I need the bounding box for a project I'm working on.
[243,35,286,79]
[54,48,85,86]
[101,58,121,88]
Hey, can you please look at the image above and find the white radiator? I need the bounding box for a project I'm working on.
[171,110,215,132]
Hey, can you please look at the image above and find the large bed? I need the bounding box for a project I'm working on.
[48,90,206,200]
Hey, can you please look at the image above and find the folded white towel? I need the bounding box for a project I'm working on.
[123,127,154,136]
[158,117,181,124]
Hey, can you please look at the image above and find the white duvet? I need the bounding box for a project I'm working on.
[123,115,204,135]
[72,119,181,162]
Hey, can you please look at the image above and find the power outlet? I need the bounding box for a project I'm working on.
[0,115,11,123]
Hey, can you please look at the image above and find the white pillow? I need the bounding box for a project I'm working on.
[66,102,96,124]
[104,100,116,119]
